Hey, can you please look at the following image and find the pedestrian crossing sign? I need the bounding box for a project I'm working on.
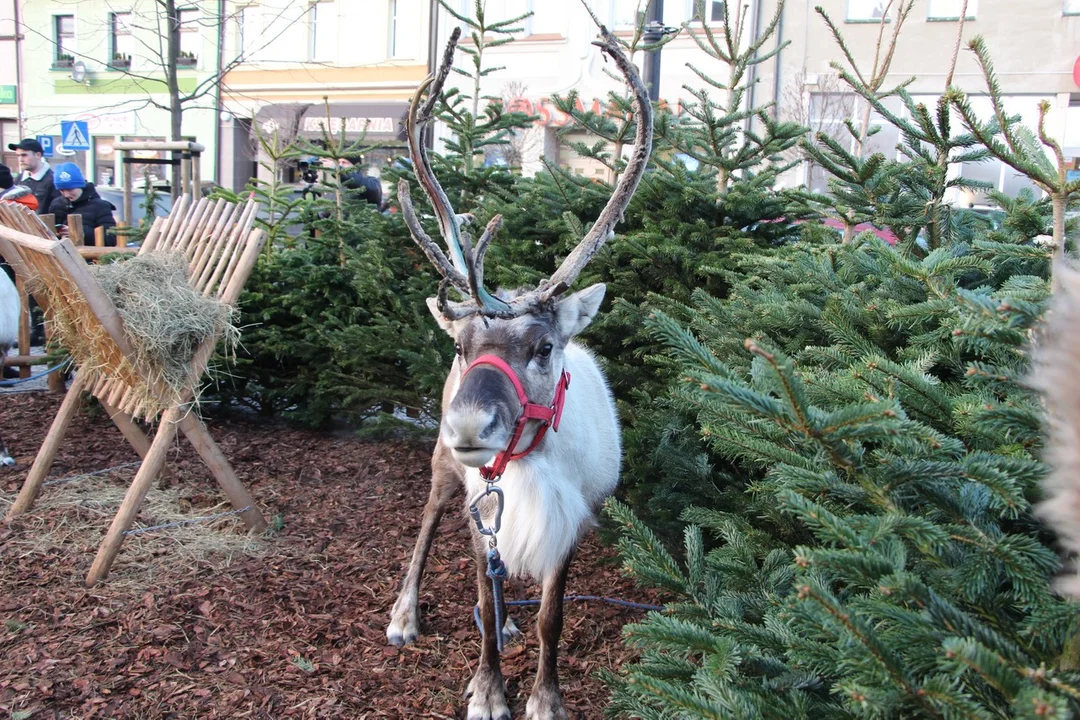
[60,120,90,151]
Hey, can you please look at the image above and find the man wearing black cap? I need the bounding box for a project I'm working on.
[8,138,59,215]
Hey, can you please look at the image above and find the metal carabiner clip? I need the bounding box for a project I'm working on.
[468,483,504,537]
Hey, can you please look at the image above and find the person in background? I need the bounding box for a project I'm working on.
[339,155,384,209]
[48,162,117,245]
[0,163,39,212]
[7,138,59,215]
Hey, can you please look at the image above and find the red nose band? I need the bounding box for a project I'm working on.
[462,353,570,480]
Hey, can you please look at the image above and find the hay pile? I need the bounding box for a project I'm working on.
[87,253,239,399]
[0,465,265,588]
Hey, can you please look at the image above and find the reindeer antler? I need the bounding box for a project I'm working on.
[399,25,653,319]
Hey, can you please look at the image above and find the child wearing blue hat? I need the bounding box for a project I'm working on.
[48,162,117,245]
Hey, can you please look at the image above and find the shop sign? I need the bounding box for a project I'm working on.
[0,85,16,104]
[505,96,689,127]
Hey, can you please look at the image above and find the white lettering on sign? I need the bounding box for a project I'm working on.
[302,116,397,134]
[72,111,137,135]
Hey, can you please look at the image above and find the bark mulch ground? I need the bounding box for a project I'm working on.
[0,391,662,719]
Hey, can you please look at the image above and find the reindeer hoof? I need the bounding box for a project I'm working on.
[502,615,522,644]
[385,619,418,647]
[526,685,569,720]
[0,456,14,467]
[466,669,510,720]
[386,600,420,646]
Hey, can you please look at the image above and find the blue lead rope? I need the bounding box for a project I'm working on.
[0,363,66,388]
[486,548,509,653]
[472,593,665,644]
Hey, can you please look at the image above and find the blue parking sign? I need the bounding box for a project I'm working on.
[60,120,90,151]
[36,135,53,157]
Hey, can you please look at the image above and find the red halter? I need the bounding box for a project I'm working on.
[461,354,570,481]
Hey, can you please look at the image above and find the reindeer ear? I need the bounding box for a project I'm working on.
[426,297,455,334]
[556,283,606,338]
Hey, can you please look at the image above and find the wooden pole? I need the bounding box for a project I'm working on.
[94,224,105,248]
[68,214,84,245]
[85,405,183,586]
[4,370,87,521]
[121,150,133,230]
[15,274,29,378]
[178,413,267,532]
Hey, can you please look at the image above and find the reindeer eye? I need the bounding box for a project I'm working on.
[454,343,464,357]
[537,343,553,359]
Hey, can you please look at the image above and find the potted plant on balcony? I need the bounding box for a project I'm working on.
[110,52,131,69]
[177,51,197,67]
[54,53,74,69]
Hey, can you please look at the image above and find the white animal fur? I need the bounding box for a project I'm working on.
[1033,263,1080,597]
[0,269,19,465]
[459,342,620,581]
[0,269,16,348]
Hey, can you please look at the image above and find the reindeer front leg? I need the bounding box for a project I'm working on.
[466,532,510,720]
[387,443,461,646]
[527,553,573,720]
[0,431,13,466]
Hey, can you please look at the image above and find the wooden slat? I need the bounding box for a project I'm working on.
[209,201,259,299]
[78,246,138,260]
[220,228,266,305]
[190,200,242,286]
[68,215,84,245]
[200,199,257,295]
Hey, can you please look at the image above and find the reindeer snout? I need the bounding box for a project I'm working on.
[443,406,506,467]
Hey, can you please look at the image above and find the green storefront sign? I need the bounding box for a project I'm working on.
[0,86,16,104]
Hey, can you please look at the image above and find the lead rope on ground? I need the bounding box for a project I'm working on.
[42,461,142,486]
[0,361,68,389]
[123,505,252,536]
[472,595,666,640]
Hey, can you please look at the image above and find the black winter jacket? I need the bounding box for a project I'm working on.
[21,167,60,216]
[341,169,383,208]
[48,183,117,245]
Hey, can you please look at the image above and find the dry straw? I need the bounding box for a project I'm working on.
[0,466,264,589]
[42,252,239,416]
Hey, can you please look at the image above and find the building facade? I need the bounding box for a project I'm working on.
[5,0,1077,198]
[434,0,1080,203]
[14,0,222,190]
[218,0,433,188]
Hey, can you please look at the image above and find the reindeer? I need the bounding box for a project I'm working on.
[385,26,652,720]
[0,266,18,466]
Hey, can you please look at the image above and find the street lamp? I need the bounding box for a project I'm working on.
[641,19,679,103]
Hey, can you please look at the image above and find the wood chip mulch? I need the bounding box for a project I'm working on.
[0,391,662,719]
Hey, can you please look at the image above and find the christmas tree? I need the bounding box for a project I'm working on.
[603,12,1080,719]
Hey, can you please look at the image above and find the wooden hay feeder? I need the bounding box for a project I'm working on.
[0,195,268,586]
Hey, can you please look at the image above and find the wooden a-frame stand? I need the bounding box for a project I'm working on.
[0,195,268,586]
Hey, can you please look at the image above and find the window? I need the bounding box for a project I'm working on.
[54,15,75,63]
[178,8,200,63]
[611,0,644,28]
[110,13,134,64]
[1066,0,1080,14]
[846,0,889,21]
[237,5,261,58]
[691,0,724,23]
[927,0,977,19]
[308,2,336,62]
[485,0,530,30]
[527,0,567,35]
[389,0,409,57]
[806,92,901,193]
[661,0,723,25]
